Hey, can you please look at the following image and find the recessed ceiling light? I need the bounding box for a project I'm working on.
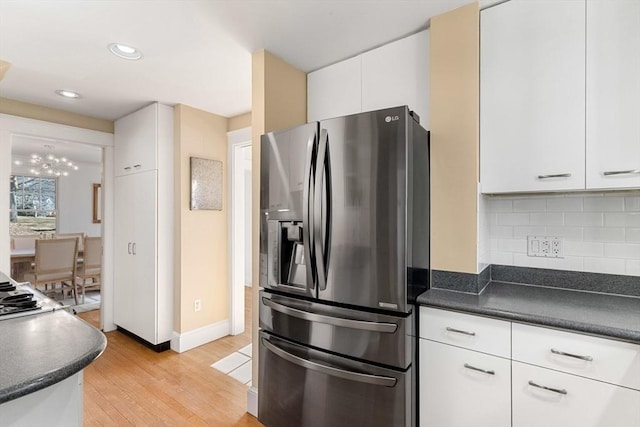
[55,89,81,99]
[108,43,143,60]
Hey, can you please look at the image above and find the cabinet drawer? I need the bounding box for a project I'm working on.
[512,323,640,390]
[419,307,511,358]
[513,361,640,427]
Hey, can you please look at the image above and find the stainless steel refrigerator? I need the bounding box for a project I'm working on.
[258,106,429,427]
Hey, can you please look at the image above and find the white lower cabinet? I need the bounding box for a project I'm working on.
[512,361,640,427]
[419,339,511,427]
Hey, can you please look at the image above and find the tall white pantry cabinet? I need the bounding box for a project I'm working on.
[113,102,174,347]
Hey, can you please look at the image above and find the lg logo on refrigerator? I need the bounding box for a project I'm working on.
[385,115,400,123]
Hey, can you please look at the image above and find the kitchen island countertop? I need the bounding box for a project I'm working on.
[417,281,640,344]
[0,308,106,404]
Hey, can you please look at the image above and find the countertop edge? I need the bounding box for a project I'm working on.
[0,316,107,405]
[418,298,640,345]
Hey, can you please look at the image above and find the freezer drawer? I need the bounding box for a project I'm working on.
[260,290,413,369]
[259,331,412,427]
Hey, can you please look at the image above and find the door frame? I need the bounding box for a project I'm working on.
[0,114,114,331]
[228,127,252,335]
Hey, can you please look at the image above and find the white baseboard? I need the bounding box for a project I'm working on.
[247,386,258,417]
[170,319,230,353]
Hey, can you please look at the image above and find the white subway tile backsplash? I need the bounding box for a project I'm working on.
[530,213,564,226]
[513,226,546,239]
[583,196,625,212]
[513,199,546,212]
[604,213,640,227]
[481,191,640,276]
[627,228,640,243]
[583,227,626,243]
[563,241,604,257]
[625,196,640,212]
[604,243,640,259]
[584,257,626,275]
[547,198,583,212]
[498,238,527,253]
[564,212,603,227]
[496,213,529,226]
[546,226,584,240]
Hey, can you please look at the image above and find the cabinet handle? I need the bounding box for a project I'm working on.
[464,363,495,375]
[603,169,640,176]
[446,327,476,336]
[550,348,593,362]
[127,242,132,254]
[133,164,142,168]
[124,166,132,171]
[537,173,571,179]
[528,380,567,395]
[132,242,137,255]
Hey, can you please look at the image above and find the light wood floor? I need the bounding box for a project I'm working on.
[78,287,263,426]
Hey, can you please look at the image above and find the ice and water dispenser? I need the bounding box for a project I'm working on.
[267,220,307,289]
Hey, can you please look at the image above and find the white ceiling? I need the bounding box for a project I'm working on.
[0,0,472,122]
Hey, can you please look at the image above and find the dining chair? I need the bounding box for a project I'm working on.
[24,237,79,305]
[10,234,39,250]
[75,236,102,304]
[55,232,85,252]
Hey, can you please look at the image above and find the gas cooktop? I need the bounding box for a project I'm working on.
[0,272,64,320]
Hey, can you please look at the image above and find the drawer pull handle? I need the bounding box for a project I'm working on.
[528,380,567,395]
[537,173,572,179]
[550,348,593,362]
[603,169,640,176]
[446,327,476,336]
[464,363,495,375]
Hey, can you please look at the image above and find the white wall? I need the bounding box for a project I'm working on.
[244,162,252,286]
[480,191,640,276]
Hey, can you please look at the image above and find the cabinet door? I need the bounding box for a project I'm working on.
[361,30,429,126]
[130,170,158,343]
[480,0,586,193]
[114,103,158,176]
[113,174,135,330]
[586,0,640,189]
[307,56,362,122]
[419,339,511,427]
[513,361,640,427]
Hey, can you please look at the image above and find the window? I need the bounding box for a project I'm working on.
[9,175,57,234]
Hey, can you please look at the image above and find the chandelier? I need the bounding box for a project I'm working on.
[28,145,79,177]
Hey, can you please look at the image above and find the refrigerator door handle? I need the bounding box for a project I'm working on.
[262,337,398,387]
[314,129,331,291]
[303,131,317,291]
[263,297,398,333]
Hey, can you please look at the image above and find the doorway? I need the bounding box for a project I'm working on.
[228,127,252,335]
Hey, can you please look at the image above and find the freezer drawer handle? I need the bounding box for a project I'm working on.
[603,169,640,176]
[528,380,567,396]
[263,297,398,333]
[550,348,593,362]
[537,173,571,179]
[262,338,397,387]
[463,363,495,375]
[445,327,476,336]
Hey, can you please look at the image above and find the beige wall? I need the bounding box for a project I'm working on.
[430,2,480,274]
[251,50,307,387]
[0,97,114,133]
[173,104,229,333]
[228,112,252,131]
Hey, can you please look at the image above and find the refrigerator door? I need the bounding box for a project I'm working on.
[259,290,412,369]
[260,123,318,298]
[317,106,409,312]
[258,332,411,427]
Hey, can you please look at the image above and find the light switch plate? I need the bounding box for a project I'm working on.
[527,236,563,258]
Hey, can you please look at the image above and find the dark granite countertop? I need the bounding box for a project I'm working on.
[417,281,640,344]
[0,309,107,403]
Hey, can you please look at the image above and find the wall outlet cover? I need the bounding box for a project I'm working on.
[527,236,563,258]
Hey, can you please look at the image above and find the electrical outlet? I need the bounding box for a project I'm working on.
[527,236,563,258]
[194,299,201,312]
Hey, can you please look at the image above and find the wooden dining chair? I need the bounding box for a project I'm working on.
[55,232,85,252]
[24,237,79,305]
[75,236,102,304]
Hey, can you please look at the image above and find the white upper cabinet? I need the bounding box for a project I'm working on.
[307,30,429,125]
[307,56,362,122]
[361,30,429,126]
[480,0,586,193]
[114,103,159,176]
[586,0,640,189]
